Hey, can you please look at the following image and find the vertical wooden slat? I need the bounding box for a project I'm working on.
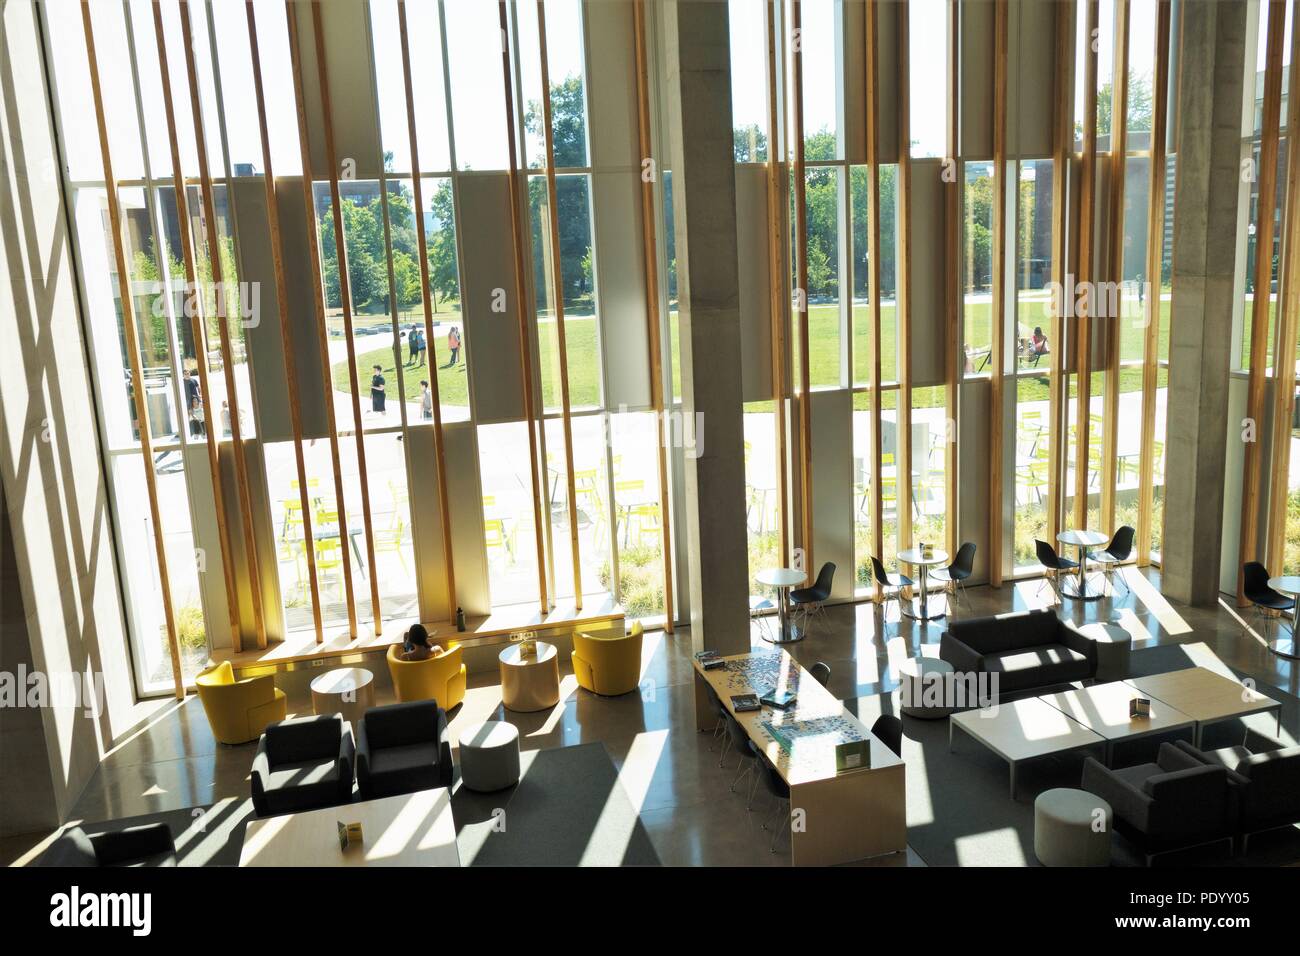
[1238,0,1287,600]
[178,0,266,648]
[1137,0,1172,566]
[1266,2,1300,574]
[989,0,1008,585]
[241,0,324,642]
[866,0,884,592]
[790,0,813,574]
[1101,0,1130,534]
[1046,0,1076,549]
[283,0,359,638]
[631,0,675,630]
[944,0,960,558]
[535,1,583,608]
[308,1,383,634]
[1073,0,1100,530]
[498,0,551,613]
[396,0,457,623]
[149,1,250,653]
[765,0,791,567]
[897,0,914,551]
[81,2,184,697]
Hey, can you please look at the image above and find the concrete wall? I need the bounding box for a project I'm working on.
[0,0,168,834]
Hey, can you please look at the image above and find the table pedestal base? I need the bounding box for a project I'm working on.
[761,624,805,644]
[1060,573,1106,601]
[1268,634,1300,660]
[901,596,947,622]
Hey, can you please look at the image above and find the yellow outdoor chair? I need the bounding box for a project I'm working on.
[194,661,287,745]
[572,621,644,697]
[386,642,467,710]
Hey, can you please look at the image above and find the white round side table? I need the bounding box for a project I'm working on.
[310,667,375,726]
[499,641,561,712]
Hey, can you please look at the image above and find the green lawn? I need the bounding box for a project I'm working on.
[336,298,1181,411]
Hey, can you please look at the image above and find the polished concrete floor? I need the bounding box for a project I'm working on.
[5,566,1296,867]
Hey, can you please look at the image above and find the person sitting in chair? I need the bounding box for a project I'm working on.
[400,623,443,661]
[1030,326,1050,357]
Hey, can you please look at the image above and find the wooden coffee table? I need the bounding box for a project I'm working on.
[1125,667,1281,747]
[1039,681,1194,764]
[239,788,460,867]
[950,697,1105,799]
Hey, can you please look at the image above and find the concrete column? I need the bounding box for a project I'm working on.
[663,1,750,657]
[1163,0,1247,606]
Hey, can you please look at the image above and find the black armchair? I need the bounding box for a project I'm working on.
[1081,741,1236,865]
[1172,735,1300,854]
[38,823,176,867]
[251,714,355,817]
[357,700,453,800]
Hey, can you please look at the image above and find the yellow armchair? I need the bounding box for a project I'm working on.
[194,661,287,745]
[386,643,467,710]
[572,621,643,697]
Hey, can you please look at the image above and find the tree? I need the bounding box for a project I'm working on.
[734,123,768,163]
[426,179,460,313]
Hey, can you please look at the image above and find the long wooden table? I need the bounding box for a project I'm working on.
[694,649,906,866]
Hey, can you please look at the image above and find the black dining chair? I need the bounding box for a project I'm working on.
[871,556,913,619]
[705,684,728,753]
[808,661,831,687]
[1243,562,1295,641]
[1091,526,1136,596]
[789,562,836,632]
[754,744,792,853]
[1035,539,1079,600]
[871,714,903,758]
[928,542,976,608]
[726,715,760,802]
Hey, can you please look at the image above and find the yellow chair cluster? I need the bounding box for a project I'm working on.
[572,621,644,697]
[386,643,467,710]
[194,661,288,745]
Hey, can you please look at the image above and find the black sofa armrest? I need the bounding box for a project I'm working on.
[1158,740,1205,773]
[1057,618,1099,675]
[1082,757,1152,833]
[939,632,983,675]
[437,706,452,788]
[355,718,372,788]
[337,722,356,802]
[251,736,271,815]
[90,823,176,865]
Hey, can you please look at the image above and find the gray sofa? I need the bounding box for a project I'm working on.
[357,700,453,800]
[939,608,1097,696]
[1081,741,1236,864]
[38,823,176,867]
[252,714,355,817]
[1173,735,1300,853]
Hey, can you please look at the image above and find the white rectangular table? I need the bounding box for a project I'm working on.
[949,696,1105,798]
[240,788,460,867]
[1039,681,1195,764]
[1125,668,1282,747]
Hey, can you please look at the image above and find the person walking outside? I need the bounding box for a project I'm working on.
[406,323,419,366]
[371,364,386,414]
[183,367,205,437]
[415,325,427,367]
[420,380,433,421]
[445,325,461,367]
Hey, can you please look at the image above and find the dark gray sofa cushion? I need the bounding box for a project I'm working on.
[357,700,453,799]
[983,645,1090,692]
[252,714,354,817]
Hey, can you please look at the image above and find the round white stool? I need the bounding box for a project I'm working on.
[1034,787,1112,867]
[898,657,956,718]
[458,720,521,792]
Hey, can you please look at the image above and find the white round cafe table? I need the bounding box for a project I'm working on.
[1056,530,1109,601]
[897,548,949,621]
[310,667,375,726]
[499,641,561,712]
[1266,576,1300,660]
[756,567,807,643]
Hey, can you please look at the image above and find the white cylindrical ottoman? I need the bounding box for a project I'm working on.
[898,657,956,718]
[458,720,521,792]
[1034,788,1112,867]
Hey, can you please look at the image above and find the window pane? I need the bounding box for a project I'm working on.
[852,389,877,594]
[962,163,994,376]
[480,422,541,607]
[908,0,948,158]
[1015,160,1054,371]
[744,402,781,597]
[800,0,840,160]
[547,413,609,602]
[730,0,769,162]
[208,0,262,175]
[446,0,509,170]
[610,411,666,621]
[370,0,451,174]
[806,165,842,387]
[850,165,872,387]
[880,388,899,565]
[1013,376,1050,569]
